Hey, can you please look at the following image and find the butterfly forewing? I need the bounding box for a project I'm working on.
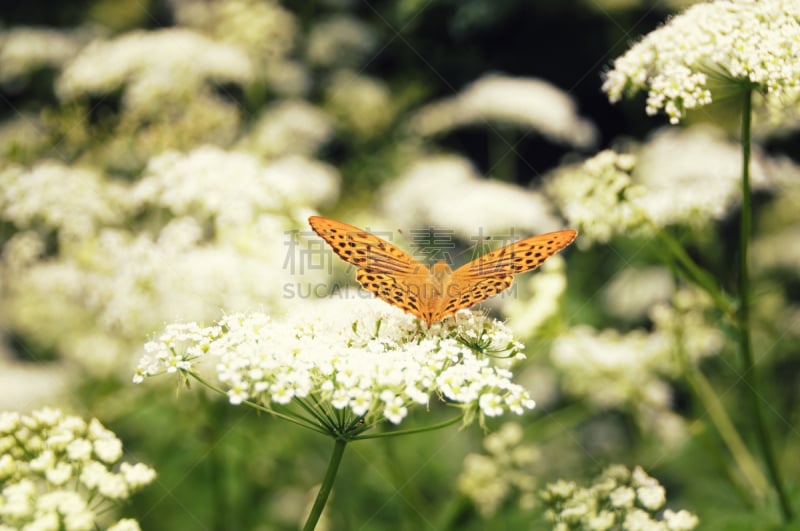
[308,216,427,275]
[455,230,578,277]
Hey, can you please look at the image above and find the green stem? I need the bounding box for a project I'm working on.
[188,371,329,435]
[488,126,517,182]
[654,228,734,317]
[682,362,768,499]
[738,88,793,522]
[354,413,462,440]
[302,438,347,531]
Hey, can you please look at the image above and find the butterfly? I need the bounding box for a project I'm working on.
[309,216,577,327]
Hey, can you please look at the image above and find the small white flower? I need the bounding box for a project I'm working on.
[636,484,667,511]
[120,463,157,488]
[45,429,77,451]
[29,450,54,472]
[663,509,699,530]
[93,437,123,464]
[24,514,60,531]
[609,486,636,508]
[1,479,36,519]
[0,454,16,479]
[66,439,93,462]
[97,473,129,499]
[108,519,142,531]
[45,463,72,486]
[479,393,504,417]
[623,508,660,531]
[383,396,408,425]
[31,408,62,427]
[0,411,20,432]
[587,510,616,530]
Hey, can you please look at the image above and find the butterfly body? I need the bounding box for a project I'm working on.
[309,216,576,327]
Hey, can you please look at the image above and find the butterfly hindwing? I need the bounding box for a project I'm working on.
[437,275,515,321]
[355,269,427,321]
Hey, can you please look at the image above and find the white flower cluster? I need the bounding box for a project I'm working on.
[753,178,800,275]
[1,145,339,377]
[170,0,297,75]
[541,464,698,530]
[4,215,316,375]
[544,150,649,245]
[457,423,540,517]
[503,256,570,339]
[603,0,800,124]
[0,408,155,530]
[649,286,726,365]
[306,15,377,68]
[550,325,673,410]
[324,70,394,137]
[602,267,676,322]
[408,74,597,148]
[545,126,796,241]
[0,27,85,86]
[553,284,723,410]
[0,162,127,240]
[551,285,723,447]
[634,126,781,227]
[132,145,340,231]
[134,299,535,427]
[381,154,564,241]
[56,28,253,114]
[240,99,334,159]
[0,113,49,161]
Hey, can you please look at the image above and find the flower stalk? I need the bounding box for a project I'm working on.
[737,87,793,522]
[303,438,347,531]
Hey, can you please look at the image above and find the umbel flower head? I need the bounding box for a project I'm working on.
[603,0,800,124]
[134,299,535,435]
[0,408,155,530]
[541,464,699,530]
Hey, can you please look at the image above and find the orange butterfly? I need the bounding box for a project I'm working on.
[309,216,577,327]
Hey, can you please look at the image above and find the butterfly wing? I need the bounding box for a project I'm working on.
[437,229,578,319]
[309,216,433,323]
[355,269,433,324]
[309,216,427,275]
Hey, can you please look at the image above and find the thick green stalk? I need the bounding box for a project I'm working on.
[738,88,793,521]
[655,228,734,317]
[682,361,768,499]
[302,438,347,531]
